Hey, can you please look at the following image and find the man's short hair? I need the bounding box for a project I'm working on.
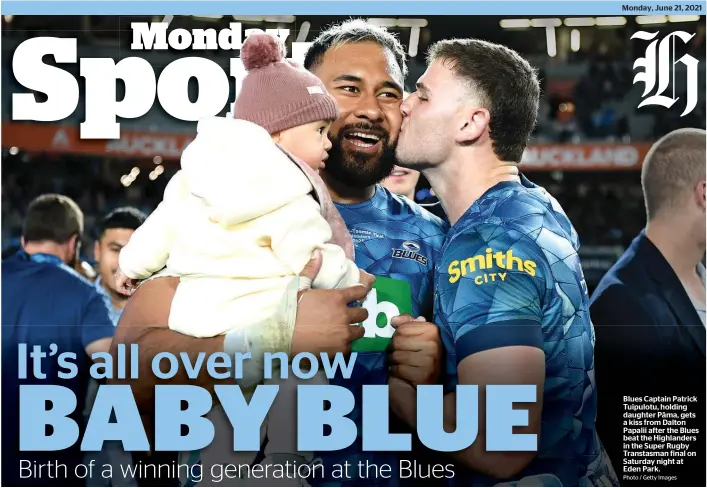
[427,39,540,163]
[96,207,147,240]
[641,128,706,220]
[304,19,408,81]
[22,194,84,244]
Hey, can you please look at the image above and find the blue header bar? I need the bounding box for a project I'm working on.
[2,1,706,16]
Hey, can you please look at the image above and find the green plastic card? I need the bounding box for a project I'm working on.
[352,276,413,353]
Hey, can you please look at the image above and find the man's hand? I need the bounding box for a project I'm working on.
[358,269,375,288]
[387,316,442,430]
[388,314,443,386]
[291,250,373,358]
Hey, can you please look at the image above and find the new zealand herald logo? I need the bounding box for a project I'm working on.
[631,30,699,117]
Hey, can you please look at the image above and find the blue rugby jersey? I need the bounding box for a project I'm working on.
[434,175,618,487]
[311,185,447,486]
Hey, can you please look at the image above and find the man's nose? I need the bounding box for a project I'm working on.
[400,97,412,118]
[353,92,384,123]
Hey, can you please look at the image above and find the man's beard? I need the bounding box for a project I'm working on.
[326,124,397,189]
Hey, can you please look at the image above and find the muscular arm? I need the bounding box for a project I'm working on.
[110,277,230,412]
[111,266,371,414]
[443,347,543,478]
[390,346,543,480]
[392,226,551,479]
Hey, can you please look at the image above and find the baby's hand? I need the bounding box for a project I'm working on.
[358,269,375,288]
[114,270,140,296]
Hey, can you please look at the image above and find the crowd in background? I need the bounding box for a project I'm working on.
[2,153,646,259]
[2,155,171,257]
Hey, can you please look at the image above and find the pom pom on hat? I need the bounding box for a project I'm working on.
[241,31,286,71]
[234,30,339,134]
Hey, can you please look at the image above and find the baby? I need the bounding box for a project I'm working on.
[116,31,366,483]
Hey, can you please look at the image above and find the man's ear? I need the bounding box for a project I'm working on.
[696,180,706,212]
[68,234,80,259]
[456,107,490,144]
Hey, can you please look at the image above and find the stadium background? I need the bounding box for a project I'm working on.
[2,14,705,293]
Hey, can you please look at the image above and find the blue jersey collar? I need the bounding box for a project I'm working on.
[333,184,385,210]
[450,174,537,233]
[18,250,64,266]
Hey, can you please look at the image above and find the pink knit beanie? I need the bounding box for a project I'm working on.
[233,31,339,135]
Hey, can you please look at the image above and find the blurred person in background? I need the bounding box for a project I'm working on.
[381,165,420,200]
[93,207,147,324]
[382,167,450,222]
[590,128,706,483]
[84,207,146,488]
[1,194,115,487]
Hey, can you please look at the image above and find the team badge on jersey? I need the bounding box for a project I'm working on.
[391,241,428,265]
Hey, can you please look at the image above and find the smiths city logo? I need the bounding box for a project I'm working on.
[448,248,536,285]
[631,31,699,117]
[392,241,428,265]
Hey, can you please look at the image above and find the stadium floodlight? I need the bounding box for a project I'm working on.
[499,19,532,28]
[296,21,311,42]
[636,15,668,24]
[396,19,428,28]
[531,18,562,27]
[595,16,627,26]
[564,17,595,27]
[408,26,421,57]
[263,16,296,23]
[570,29,581,52]
[367,18,397,27]
[365,18,427,57]
[232,16,266,22]
[668,15,701,22]
[367,18,428,28]
[546,26,557,57]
